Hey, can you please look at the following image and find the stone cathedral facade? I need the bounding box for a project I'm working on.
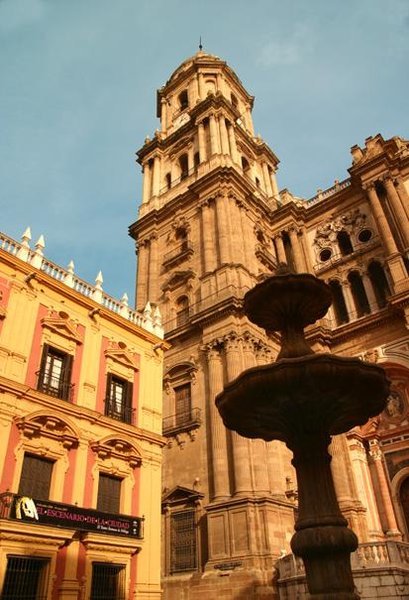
[129,51,409,599]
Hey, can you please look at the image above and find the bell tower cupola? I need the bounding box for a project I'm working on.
[136,50,280,217]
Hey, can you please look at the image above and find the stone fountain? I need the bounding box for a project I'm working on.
[216,269,389,599]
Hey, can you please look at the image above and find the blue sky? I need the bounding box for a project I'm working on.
[1,0,408,303]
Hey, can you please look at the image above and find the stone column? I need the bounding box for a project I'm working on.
[219,116,230,155]
[347,434,383,540]
[161,97,168,132]
[239,203,254,270]
[368,439,401,539]
[342,282,356,320]
[288,227,306,272]
[227,123,239,164]
[207,345,230,500]
[209,114,220,155]
[201,200,216,273]
[198,72,205,100]
[365,183,399,256]
[274,233,287,264]
[142,162,151,204]
[330,435,368,541]
[228,196,244,264]
[188,145,194,172]
[384,176,409,247]
[135,239,149,309]
[243,336,270,494]
[395,176,409,220]
[225,335,252,496]
[198,122,207,163]
[262,162,273,197]
[270,170,280,199]
[215,193,230,265]
[152,155,161,197]
[148,234,159,303]
[362,273,378,311]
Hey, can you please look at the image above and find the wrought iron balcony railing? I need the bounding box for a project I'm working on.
[163,408,202,436]
[36,371,74,401]
[104,397,135,425]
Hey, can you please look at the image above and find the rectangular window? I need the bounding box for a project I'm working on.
[1,556,49,600]
[174,384,191,426]
[105,374,133,424]
[170,510,197,573]
[37,344,73,400]
[18,454,54,501]
[90,563,126,600]
[97,474,122,513]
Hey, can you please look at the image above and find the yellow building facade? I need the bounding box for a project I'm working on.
[0,229,166,599]
[130,51,409,598]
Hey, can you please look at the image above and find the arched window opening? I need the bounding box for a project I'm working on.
[179,154,189,180]
[231,93,238,111]
[348,271,370,317]
[241,157,250,174]
[255,177,261,189]
[329,280,349,326]
[176,296,189,327]
[400,477,409,538]
[194,152,200,169]
[178,90,189,111]
[175,228,188,252]
[368,261,391,309]
[282,232,295,272]
[337,230,354,256]
[165,172,171,190]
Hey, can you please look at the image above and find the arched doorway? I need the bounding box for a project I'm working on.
[400,477,409,535]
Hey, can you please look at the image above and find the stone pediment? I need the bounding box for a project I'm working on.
[15,413,79,449]
[162,485,203,506]
[41,315,82,344]
[350,134,409,167]
[162,270,195,291]
[104,347,138,370]
[90,436,142,468]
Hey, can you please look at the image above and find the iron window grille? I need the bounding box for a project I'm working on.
[170,510,197,573]
[104,374,134,424]
[36,344,73,400]
[90,563,126,600]
[1,556,49,600]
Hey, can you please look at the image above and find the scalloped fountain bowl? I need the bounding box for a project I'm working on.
[215,270,389,599]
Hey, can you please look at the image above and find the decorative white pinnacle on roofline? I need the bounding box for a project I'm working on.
[0,228,164,339]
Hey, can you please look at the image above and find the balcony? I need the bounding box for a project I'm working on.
[163,408,202,437]
[0,492,144,539]
[163,241,194,270]
[36,371,74,401]
[104,397,135,425]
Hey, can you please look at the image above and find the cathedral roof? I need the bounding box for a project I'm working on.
[167,50,224,85]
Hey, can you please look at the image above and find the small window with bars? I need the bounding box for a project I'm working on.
[170,509,197,573]
[90,563,126,600]
[1,556,49,599]
[18,454,54,501]
[97,473,122,514]
[105,374,133,424]
[37,344,73,400]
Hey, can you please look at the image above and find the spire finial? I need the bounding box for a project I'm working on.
[199,36,203,51]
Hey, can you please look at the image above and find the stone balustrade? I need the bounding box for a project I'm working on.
[276,542,409,599]
[0,228,164,339]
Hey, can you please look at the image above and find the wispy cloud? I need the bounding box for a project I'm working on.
[256,24,312,68]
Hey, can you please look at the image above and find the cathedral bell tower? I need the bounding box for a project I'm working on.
[129,51,297,598]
